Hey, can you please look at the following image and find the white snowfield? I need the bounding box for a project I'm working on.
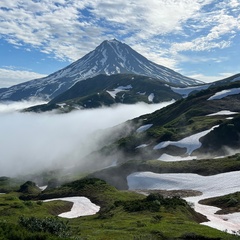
[107,85,132,98]
[158,153,196,161]
[136,124,153,133]
[127,171,240,233]
[208,88,240,100]
[207,110,239,116]
[171,85,210,98]
[44,196,100,218]
[153,125,218,155]
[38,185,48,191]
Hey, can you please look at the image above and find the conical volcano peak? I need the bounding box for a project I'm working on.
[103,38,121,44]
[0,39,203,101]
[96,39,126,55]
[97,39,121,49]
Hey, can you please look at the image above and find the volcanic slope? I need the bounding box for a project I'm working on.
[25,73,240,112]
[0,39,202,101]
[26,74,182,112]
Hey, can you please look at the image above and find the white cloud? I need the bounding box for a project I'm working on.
[0,0,239,71]
[0,101,173,177]
[0,68,46,88]
[189,72,238,83]
[170,1,240,54]
[0,99,47,113]
[90,0,207,37]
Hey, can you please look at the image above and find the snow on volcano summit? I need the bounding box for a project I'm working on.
[0,39,201,101]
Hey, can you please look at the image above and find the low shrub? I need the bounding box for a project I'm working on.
[115,193,187,213]
[19,216,70,238]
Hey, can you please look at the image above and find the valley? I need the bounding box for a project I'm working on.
[0,40,240,239]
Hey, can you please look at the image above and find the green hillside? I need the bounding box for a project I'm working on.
[0,177,239,240]
[85,80,240,165]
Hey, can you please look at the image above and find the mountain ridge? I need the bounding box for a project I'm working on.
[0,39,202,101]
[75,79,240,173]
[25,74,182,112]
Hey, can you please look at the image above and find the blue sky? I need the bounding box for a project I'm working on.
[0,0,239,88]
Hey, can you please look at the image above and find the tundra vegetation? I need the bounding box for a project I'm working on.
[0,177,239,239]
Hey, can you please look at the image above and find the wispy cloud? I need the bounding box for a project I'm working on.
[0,68,46,88]
[0,99,47,112]
[170,1,240,53]
[0,1,239,67]
[188,72,239,83]
[0,0,239,82]
[0,101,173,177]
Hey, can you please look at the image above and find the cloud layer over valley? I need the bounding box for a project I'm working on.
[0,100,173,177]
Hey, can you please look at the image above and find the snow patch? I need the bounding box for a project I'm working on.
[153,125,218,154]
[148,93,154,102]
[137,91,146,95]
[158,153,197,161]
[207,110,238,116]
[116,66,120,73]
[100,49,107,66]
[57,103,67,109]
[136,144,149,149]
[136,124,153,133]
[127,171,240,233]
[49,68,72,81]
[208,88,240,100]
[38,185,48,191]
[171,85,209,98]
[117,85,132,90]
[106,85,132,99]
[44,196,100,218]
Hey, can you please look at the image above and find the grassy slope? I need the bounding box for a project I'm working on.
[91,154,240,190]
[0,176,22,193]
[49,74,181,104]
[199,192,240,215]
[26,74,181,112]
[93,80,240,163]
[2,80,240,239]
[0,178,239,239]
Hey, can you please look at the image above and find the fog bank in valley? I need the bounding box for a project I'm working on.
[0,100,174,177]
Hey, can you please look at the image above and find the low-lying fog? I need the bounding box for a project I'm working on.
[0,100,174,177]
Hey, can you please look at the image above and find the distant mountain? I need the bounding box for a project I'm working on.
[209,73,240,87]
[0,39,202,101]
[25,74,182,112]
